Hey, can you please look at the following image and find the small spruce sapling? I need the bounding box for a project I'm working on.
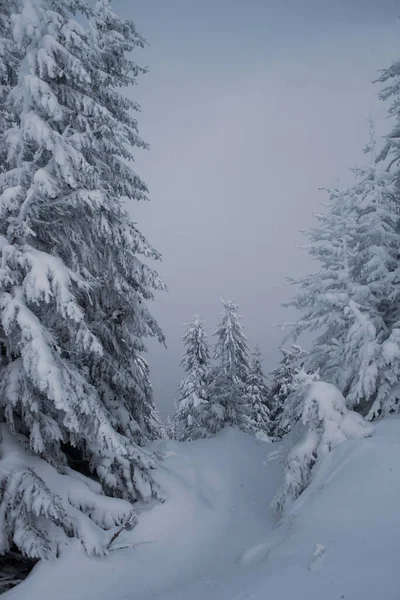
[271,373,374,514]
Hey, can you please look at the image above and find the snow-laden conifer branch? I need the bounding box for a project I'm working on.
[0,0,165,562]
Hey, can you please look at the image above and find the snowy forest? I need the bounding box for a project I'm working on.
[0,0,400,598]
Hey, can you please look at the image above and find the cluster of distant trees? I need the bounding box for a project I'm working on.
[168,300,307,444]
[169,300,272,442]
[171,64,400,512]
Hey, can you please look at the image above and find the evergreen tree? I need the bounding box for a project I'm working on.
[204,299,250,434]
[243,347,271,441]
[269,345,308,437]
[364,60,400,418]
[214,298,250,384]
[164,414,175,440]
[338,122,399,416]
[376,60,400,184]
[174,316,210,441]
[288,185,359,382]
[287,123,399,418]
[0,0,19,172]
[136,354,165,441]
[0,0,164,560]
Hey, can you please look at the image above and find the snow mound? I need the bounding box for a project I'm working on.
[5,420,400,600]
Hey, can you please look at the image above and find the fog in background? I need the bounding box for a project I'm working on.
[118,0,399,417]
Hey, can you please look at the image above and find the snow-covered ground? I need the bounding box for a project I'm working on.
[6,420,400,600]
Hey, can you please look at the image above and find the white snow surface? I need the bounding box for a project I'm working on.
[5,420,400,600]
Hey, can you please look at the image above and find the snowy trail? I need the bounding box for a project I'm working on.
[6,428,280,600]
[6,421,400,600]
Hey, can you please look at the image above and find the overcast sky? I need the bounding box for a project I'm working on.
[117,0,399,417]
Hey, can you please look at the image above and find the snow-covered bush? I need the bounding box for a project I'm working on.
[272,375,374,514]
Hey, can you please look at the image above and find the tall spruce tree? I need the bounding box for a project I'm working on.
[174,316,210,441]
[288,123,399,418]
[214,298,250,384]
[288,185,359,381]
[337,122,400,416]
[363,58,400,418]
[0,0,164,560]
[0,0,19,168]
[243,347,271,441]
[205,299,250,434]
[376,59,400,184]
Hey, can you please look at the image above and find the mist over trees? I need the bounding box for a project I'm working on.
[1,0,400,595]
[172,43,400,512]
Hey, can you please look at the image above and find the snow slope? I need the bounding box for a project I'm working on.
[5,420,400,600]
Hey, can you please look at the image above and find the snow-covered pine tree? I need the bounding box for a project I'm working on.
[88,0,165,445]
[0,0,19,168]
[174,316,210,441]
[0,0,165,560]
[271,374,374,514]
[214,298,250,384]
[243,346,271,441]
[132,353,164,442]
[337,121,400,417]
[376,59,400,184]
[268,345,308,438]
[287,122,399,418]
[204,299,250,434]
[164,415,175,440]
[362,59,400,419]
[287,184,358,379]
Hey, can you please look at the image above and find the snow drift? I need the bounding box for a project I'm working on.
[5,420,400,600]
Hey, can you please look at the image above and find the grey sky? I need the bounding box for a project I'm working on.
[119,0,399,417]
